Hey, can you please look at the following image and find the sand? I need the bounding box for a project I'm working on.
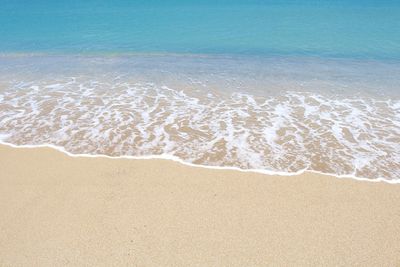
[0,144,399,266]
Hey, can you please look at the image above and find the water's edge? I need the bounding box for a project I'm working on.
[1,54,399,183]
[1,141,398,184]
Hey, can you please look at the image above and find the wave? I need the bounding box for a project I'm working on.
[1,75,399,181]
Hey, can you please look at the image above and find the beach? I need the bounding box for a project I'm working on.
[1,0,400,266]
[1,143,399,266]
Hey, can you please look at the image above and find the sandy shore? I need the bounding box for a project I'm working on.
[0,144,399,266]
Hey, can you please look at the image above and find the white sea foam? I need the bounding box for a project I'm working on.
[0,76,399,181]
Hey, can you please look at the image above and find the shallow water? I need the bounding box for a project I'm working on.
[0,55,399,181]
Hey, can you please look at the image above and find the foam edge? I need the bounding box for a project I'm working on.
[1,141,398,184]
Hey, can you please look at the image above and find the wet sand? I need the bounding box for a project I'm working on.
[0,144,399,266]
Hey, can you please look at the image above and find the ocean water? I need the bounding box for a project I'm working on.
[0,1,399,181]
[1,0,400,58]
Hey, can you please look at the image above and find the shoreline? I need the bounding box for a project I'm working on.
[1,55,399,181]
[1,143,400,266]
[1,141,398,184]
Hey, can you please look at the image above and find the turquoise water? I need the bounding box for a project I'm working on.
[1,0,400,59]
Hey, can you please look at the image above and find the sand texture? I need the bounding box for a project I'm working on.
[0,144,400,266]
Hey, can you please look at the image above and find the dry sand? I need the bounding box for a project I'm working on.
[0,144,400,266]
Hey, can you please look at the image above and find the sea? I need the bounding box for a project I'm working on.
[0,0,399,181]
